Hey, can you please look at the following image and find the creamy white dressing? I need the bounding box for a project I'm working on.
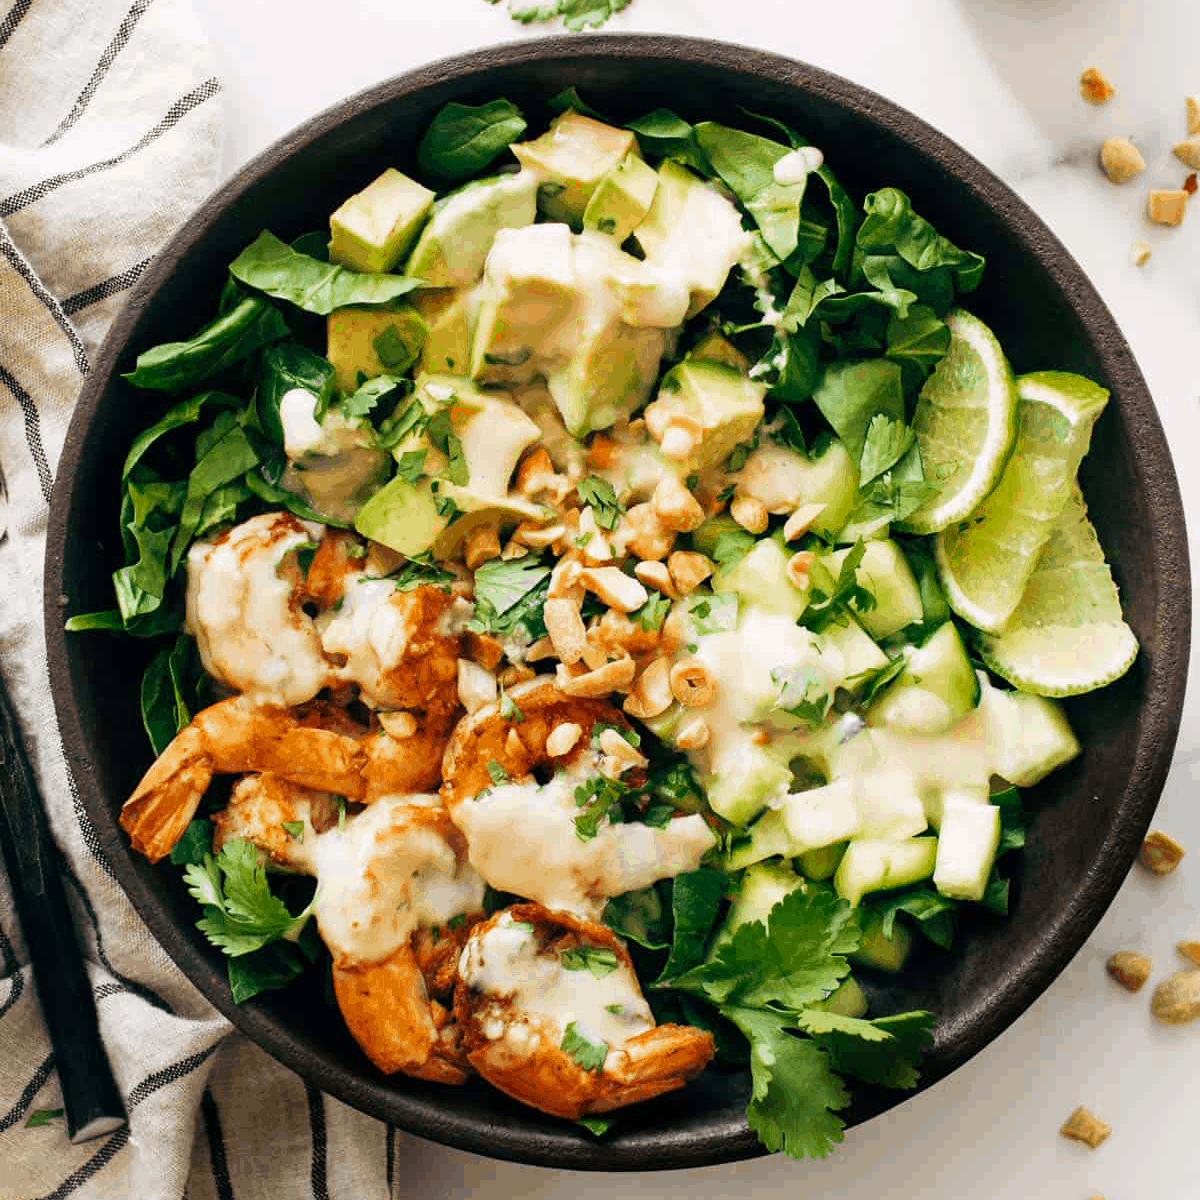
[310,794,484,964]
[315,575,413,708]
[184,513,330,708]
[453,393,540,499]
[772,146,824,187]
[459,912,652,1052]
[451,761,716,918]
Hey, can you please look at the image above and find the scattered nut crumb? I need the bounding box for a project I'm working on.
[1177,940,1200,966]
[1150,969,1200,1024]
[1189,94,1200,136]
[1131,238,1152,266]
[1184,172,1198,196]
[1176,137,1200,170]
[1060,1106,1111,1148]
[1148,189,1189,226]
[1099,136,1146,183]
[1106,949,1152,992]
[1080,67,1116,105]
[1139,829,1186,874]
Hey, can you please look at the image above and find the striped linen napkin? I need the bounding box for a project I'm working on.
[0,3,404,1196]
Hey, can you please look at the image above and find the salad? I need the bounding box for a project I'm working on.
[70,90,1139,1158]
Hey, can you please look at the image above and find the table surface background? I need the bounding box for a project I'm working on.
[188,2,1200,1194]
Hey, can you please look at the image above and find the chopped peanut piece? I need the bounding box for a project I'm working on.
[1059,1106,1111,1149]
[787,551,815,589]
[1148,189,1188,226]
[557,657,637,698]
[1185,172,1198,196]
[500,539,526,560]
[1139,829,1186,874]
[660,424,697,461]
[457,659,497,715]
[586,433,618,469]
[1173,136,1200,170]
[580,566,648,613]
[577,506,614,565]
[1131,238,1152,266]
[1189,95,1200,136]
[524,637,556,662]
[1177,940,1200,967]
[670,659,716,707]
[634,560,678,598]
[621,503,675,561]
[378,710,418,739]
[544,596,588,664]
[513,521,565,550]
[675,715,711,750]
[504,728,524,758]
[464,526,501,571]
[598,727,648,774]
[1105,950,1152,992]
[514,447,569,503]
[668,551,714,595]
[365,540,403,577]
[1099,136,1146,184]
[783,503,827,542]
[498,664,536,687]
[652,475,705,532]
[731,493,768,534]
[1150,969,1200,1024]
[548,557,584,602]
[546,722,582,758]
[1080,67,1116,105]
[624,657,674,720]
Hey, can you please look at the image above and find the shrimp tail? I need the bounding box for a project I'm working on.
[120,725,212,863]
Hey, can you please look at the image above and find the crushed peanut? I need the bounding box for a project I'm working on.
[668,551,714,595]
[577,506,614,565]
[1173,136,1200,170]
[675,715,711,750]
[378,710,418,739]
[1131,238,1152,266]
[504,728,524,757]
[1185,172,1198,196]
[652,475,705,532]
[783,502,827,542]
[548,556,584,602]
[660,424,697,461]
[1177,940,1200,966]
[1139,829,1186,875]
[464,526,501,571]
[787,550,815,590]
[524,636,557,662]
[544,596,588,664]
[557,656,637,698]
[580,566,648,613]
[500,538,526,560]
[1099,136,1146,184]
[1080,67,1116,105]
[670,659,716,707]
[545,722,582,758]
[621,502,675,561]
[598,727,648,774]
[623,657,674,720]
[634,560,678,597]
[1148,189,1188,226]
[457,659,498,715]
[1105,949,1152,992]
[1150,969,1200,1024]
[513,520,565,550]
[1189,95,1200,136]
[1059,1106,1111,1149]
[731,493,768,534]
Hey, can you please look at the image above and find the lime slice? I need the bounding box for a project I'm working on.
[978,485,1138,696]
[933,371,1110,633]
[897,310,1018,535]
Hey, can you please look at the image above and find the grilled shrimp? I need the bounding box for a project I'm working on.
[441,679,717,918]
[454,904,714,1119]
[211,779,484,1083]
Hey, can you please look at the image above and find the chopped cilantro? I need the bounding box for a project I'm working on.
[447,913,466,930]
[642,803,675,828]
[391,554,455,592]
[485,760,511,786]
[378,394,427,448]
[576,475,624,530]
[336,797,347,831]
[573,774,626,841]
[468,556,552,637]
[688,591,738,636]
[604,1003,625,1015]
[560,945,620,977]
[712,528,755,568]
[561,1022,609,1072]
[393,449,427,483]
[801,539,875,631]
[771,667,832,729]
[632,591,672,631]
[280,821,305,842]
[498,683,525,723]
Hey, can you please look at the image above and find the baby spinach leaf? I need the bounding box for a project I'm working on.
[122,296,290,392]
[416,99,527,186]
[170,819,214,867]
[140,631,205,756]
[603,885,670,950]
[626,108,707,173]
[257,343,336,443]
[870,885,958,948]
[112,471,184,622]
[811,359,905,461]
[655,868,727,982]
[230,231,421,315]
[884,305,950,383]
[226,940,309,1003]
[547,87,609,122]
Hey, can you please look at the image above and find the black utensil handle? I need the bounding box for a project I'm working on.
[0,678,127,1143]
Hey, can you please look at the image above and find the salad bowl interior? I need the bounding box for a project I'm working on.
[45,35,1189,1169]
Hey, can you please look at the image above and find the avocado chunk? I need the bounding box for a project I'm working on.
[688,330,751,373]
[513,111,637,225]
[582,152,658,242]
[405,172,537,288]
[327,303,427,394]
[410,289,471,376]
[651,360,766,472]
[328,168,435,274]
[632,159,750,316]
[353,475,447,556]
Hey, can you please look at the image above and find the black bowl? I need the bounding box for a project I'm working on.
[44,35,1190,1170]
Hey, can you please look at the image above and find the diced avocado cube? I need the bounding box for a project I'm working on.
[688,331,751,373]
[327,303,427,395]
[513,111,637,225]
[448,383,540,498]
[933,798,1001,902]
[431,494,549,562]
[734,439,858,539]
[633,159,749,316]
[328,168,435,274]
[654,360,766,473]
[469,223,576,384]
[833,837,938,907]
[583,152,659,242]
[405,172,538,288]
[353,475,447,556]
[813,975,869,1016]
[410,289,472,376]
[850,910,914,973]
[825,539,924,640]
[714,536,808,620]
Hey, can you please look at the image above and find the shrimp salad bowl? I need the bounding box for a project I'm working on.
[47,37,1189,1169]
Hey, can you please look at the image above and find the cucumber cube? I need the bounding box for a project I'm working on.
[868,621,979,734]
[706,738,792,826]
[724,808,791,870]
[709,861,804,958]
[714,537,808,619]
[982,685,1081,787]
[933,798,1001,901]
[834,837,938,907]
[825,539,924,640]
[813,976,869,1017]
[922,785,990,832]
[850,909,914,973]
[798,841,847,880]
[855,769,929,840]
[780,778,862,853]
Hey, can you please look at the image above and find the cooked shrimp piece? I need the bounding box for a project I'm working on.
[211,773,342,869]
[185,511,334,708]
[455,904,714,1119]
[441,679,717,918]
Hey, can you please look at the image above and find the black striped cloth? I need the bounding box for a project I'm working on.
[0,3,402,1195]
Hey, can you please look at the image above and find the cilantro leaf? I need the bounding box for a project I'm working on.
[711,528,756,569]
[871,885,958,948]
[991,786,1026,855]
[631,591,671,631]
[858,414,915,484]
[687,591,738,636]
[485,760,510,786]
[393,449,427,484]
[498,683,525,723]
[771,667,832,729]
[576,475,624,530]
[573,774,626,841]
[25,1109,65,1128]
[561,945,620,977]
[468,556,551,637]
[561,1021,608,1072]
[801,539,875,631]
[812,1010,935,1090]
[391,555,455,592]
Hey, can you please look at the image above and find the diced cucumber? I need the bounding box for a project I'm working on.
[705,738,792,826]
[724,808,791,870]
[780,778,862,853]
[825,540,924,640]
[922,785,990,832]
[850,908,914,973]
[855,769,929,840]
[813,975,869,1017]
[799,841,847,880]
[981,684,1081,787]
[821,614,890,687]
[801,437,859,538]
[933,797,1001,901]
[709,861,804,956]
[834,837,938,907]
[690,513,744,560]
[868,621,979,734]
[714,536,808,619]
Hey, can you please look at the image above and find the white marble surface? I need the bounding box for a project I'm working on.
[191,2,1200,1195]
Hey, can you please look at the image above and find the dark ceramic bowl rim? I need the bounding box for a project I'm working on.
[45,34,1189,1171]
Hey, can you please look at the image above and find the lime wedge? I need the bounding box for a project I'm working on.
[978,485,1138,696]
[897,310,1018,535]
[933,371,1110,632]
